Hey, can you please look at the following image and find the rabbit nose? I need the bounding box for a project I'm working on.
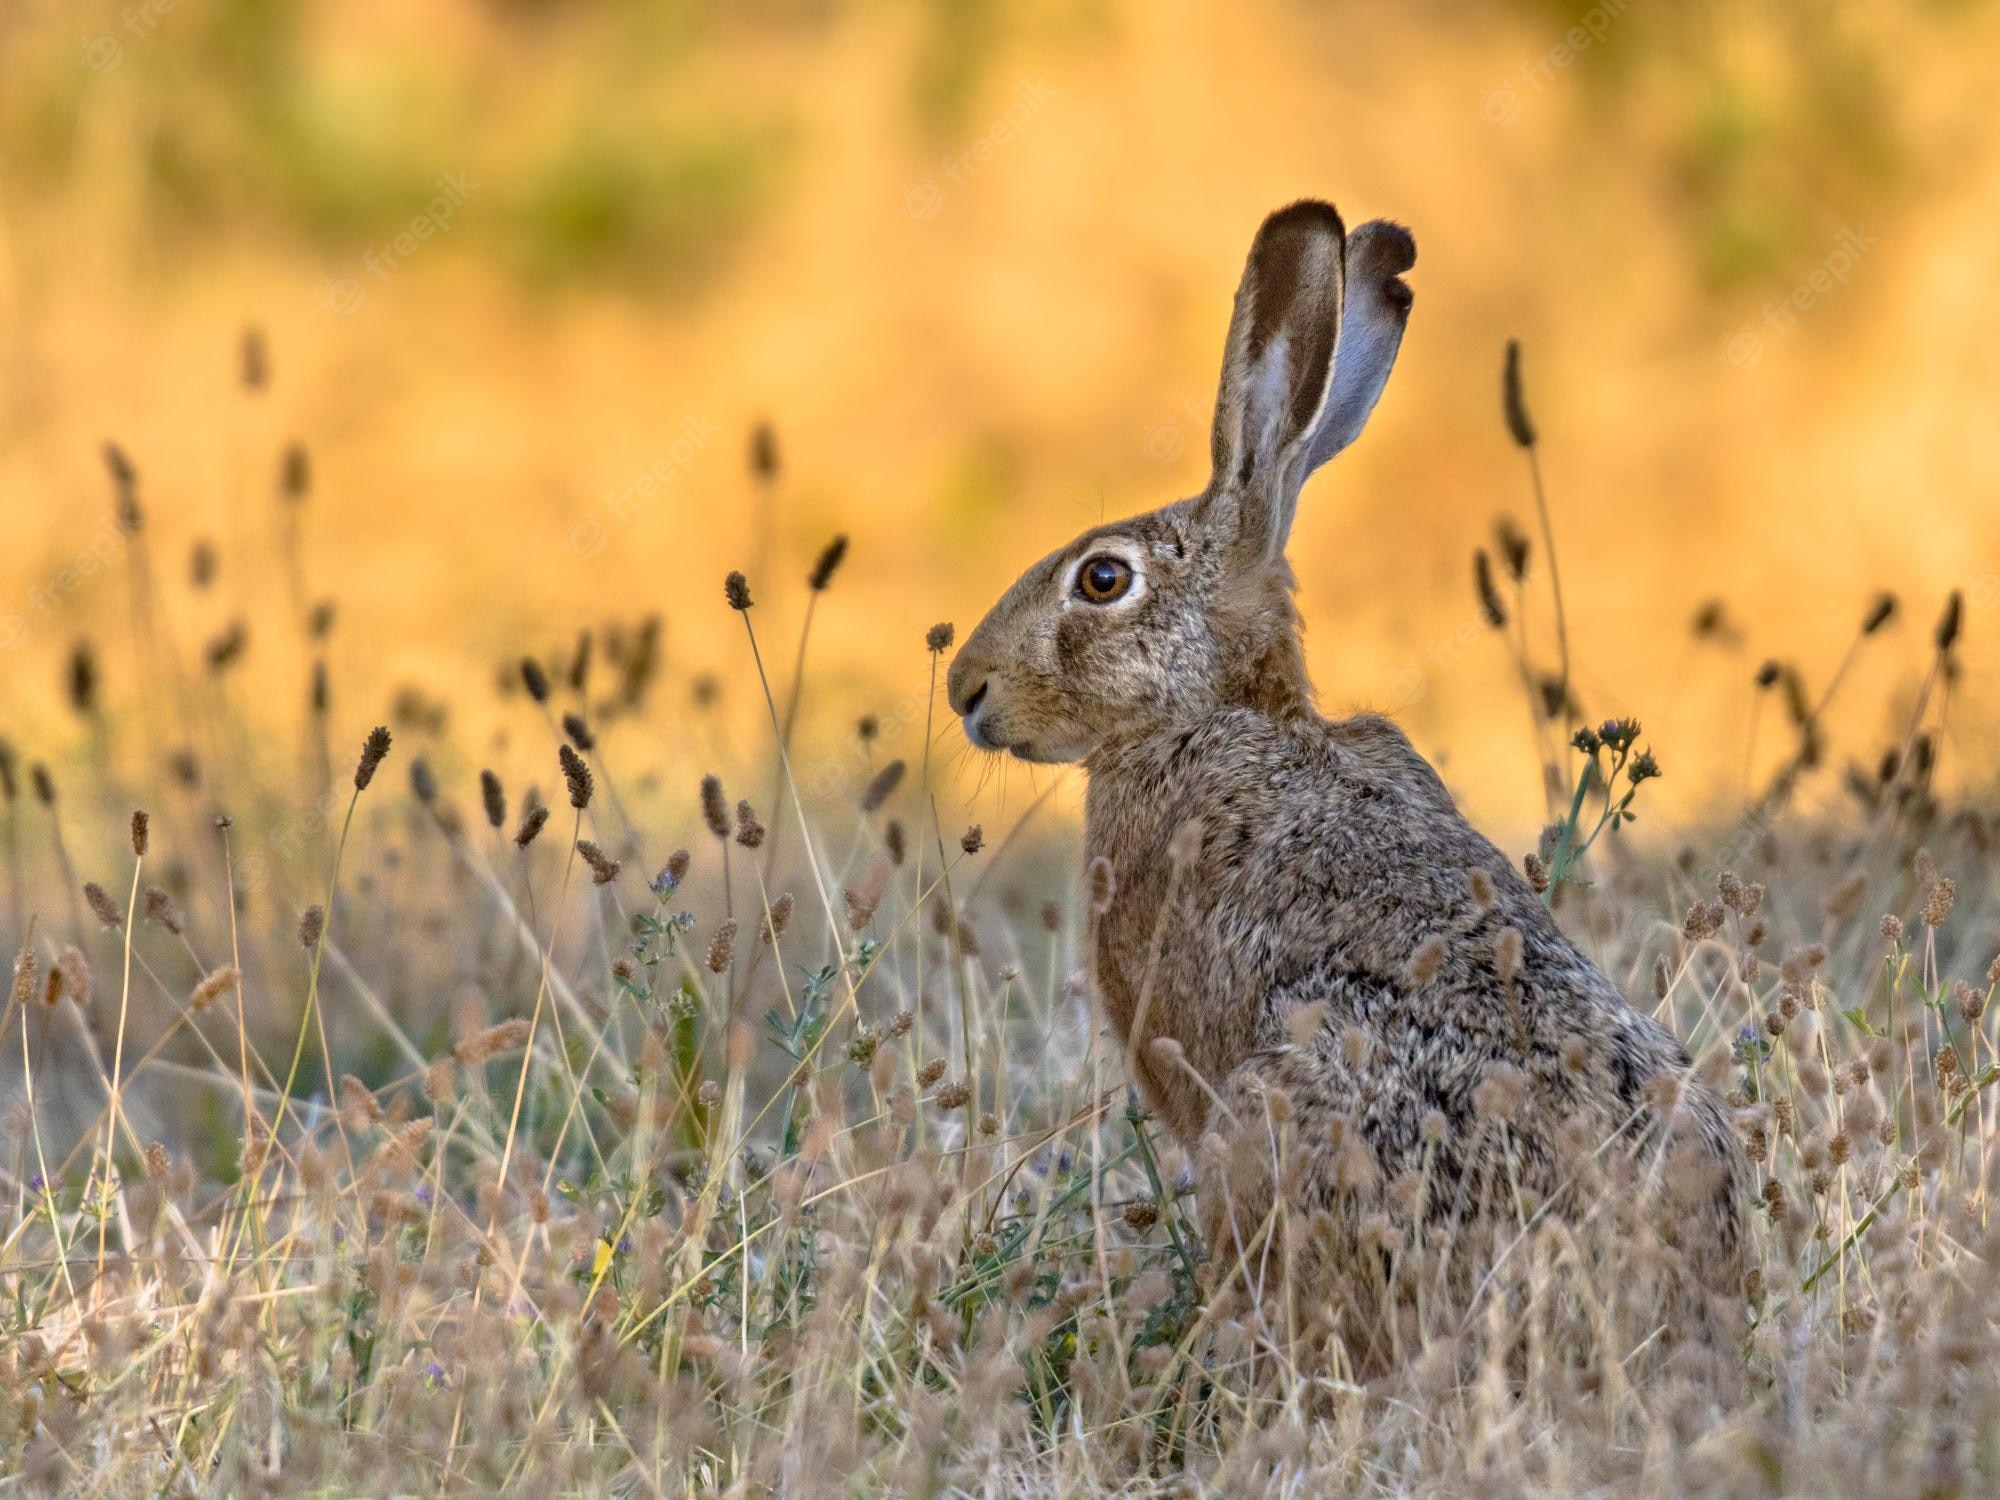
[946,655,988,716]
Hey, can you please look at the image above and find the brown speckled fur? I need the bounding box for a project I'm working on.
[948,201,1746,1366]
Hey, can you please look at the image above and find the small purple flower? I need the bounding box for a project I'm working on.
[27,1173,46,1195]
[415,1184,433,1205]
[616,1233,632,1256]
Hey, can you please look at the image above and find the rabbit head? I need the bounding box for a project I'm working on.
[947,201,1415,763]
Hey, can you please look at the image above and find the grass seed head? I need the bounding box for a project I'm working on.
[130,809,148,858]
[240,325,268,389]
[1088,855,1116,914]
[760,893,794,943]
[143,887,183,935]
[204,621,248,674]
[1502,338,1536,447]
[354,726,392,791]
[706,920,738,973]
[1922,877,1956,927]
[280,441,310,500]
[454,1017,532,1066]
[558,744,593,809]
[1936,589,1964,653]
[562,712,595,751]
[520,656,551,703]
[103,441,141,531]
[577,839,621,885]
[926,621,954,654]
[298,904,325,949]
[1474,550,1506,628]
[844,853,891,929]
[933,1080,971,1111]
[9,945,33,1011]
[700,775,729,838]
[725,571,753,611]
[69,640,98,715]
[84,881,124,930]
[480,770,506,829]
[809,534,849,591]
[1495,515,1531,582]
[749,420,780,482]
[861,759,905,812]
[735,800,765,849]
[514,804,550,849]
[189,965,239,1013]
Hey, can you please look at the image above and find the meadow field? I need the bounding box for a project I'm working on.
[5,1,2000,1495]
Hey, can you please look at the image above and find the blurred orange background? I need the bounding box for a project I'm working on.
[4,0,1998,847]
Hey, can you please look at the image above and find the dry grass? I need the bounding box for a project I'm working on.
[3,428,1999,1497]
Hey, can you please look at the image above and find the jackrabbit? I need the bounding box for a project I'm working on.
[947,201,1746,1367]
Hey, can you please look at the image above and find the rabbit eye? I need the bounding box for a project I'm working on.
[1075,555,1134,604]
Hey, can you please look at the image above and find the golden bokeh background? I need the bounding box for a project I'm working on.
[4,0,1999,846]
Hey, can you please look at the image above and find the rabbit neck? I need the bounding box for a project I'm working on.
[1209,571,1316,721]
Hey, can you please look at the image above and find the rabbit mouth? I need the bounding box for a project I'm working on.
[963,710,1071,764]
[963,710,1028,758]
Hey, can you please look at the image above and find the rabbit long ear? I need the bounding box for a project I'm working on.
[1206,206,1416,564]
[1207,201,1347,563]
[1299,220,1416,478]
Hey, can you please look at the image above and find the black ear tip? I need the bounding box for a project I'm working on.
[1351,220,1417,278]
[1263,198,1348,243]
[1377,221,1417,271]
